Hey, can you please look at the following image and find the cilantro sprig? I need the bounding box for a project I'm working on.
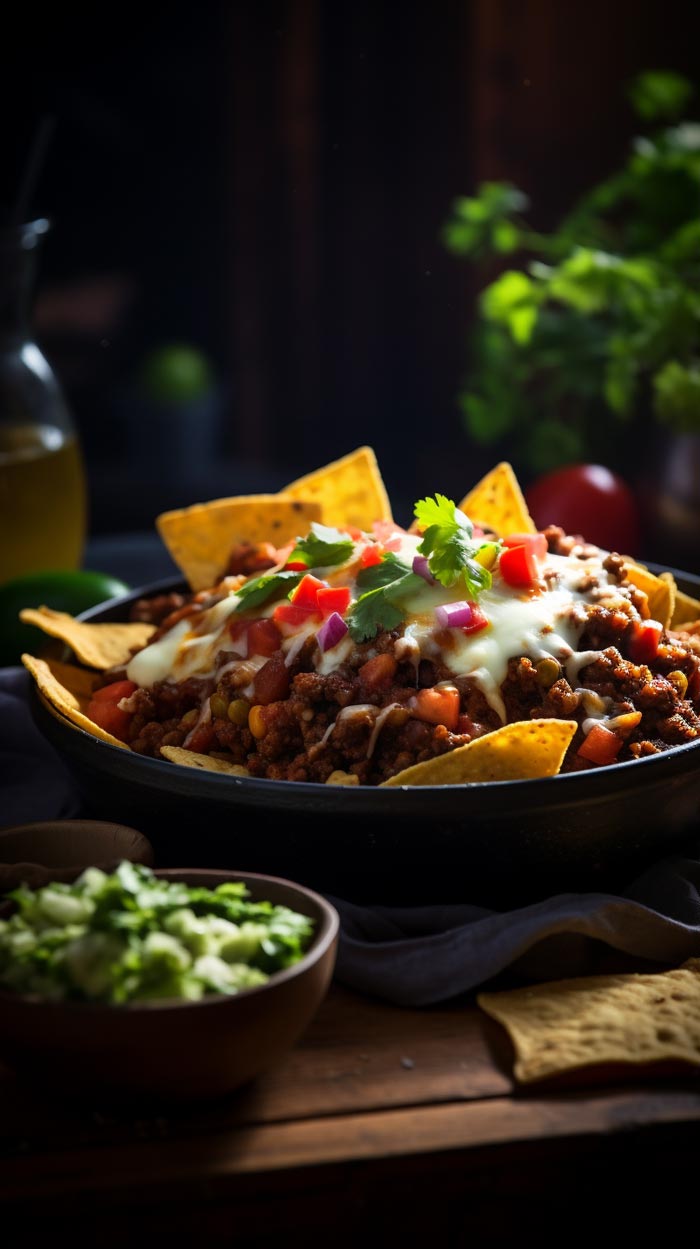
[346,555,424,642]
[414,494,498,596]
[233,524,354,614]
[289,523,354,569]
[234,570,302,613]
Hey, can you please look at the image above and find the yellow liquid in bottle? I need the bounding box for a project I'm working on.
[0,423,87,583]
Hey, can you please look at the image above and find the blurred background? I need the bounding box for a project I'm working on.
[3,0,700,554]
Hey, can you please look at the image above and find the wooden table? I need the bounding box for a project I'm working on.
[3,981,700,1245]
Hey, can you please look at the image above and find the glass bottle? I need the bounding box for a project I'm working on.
[0,218,87,584]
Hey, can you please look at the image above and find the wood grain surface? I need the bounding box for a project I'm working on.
[3,983,700,1246]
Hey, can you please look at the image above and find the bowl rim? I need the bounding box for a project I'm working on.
[0,867,340,1015]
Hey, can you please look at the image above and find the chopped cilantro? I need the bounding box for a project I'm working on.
[346,588,404,642]
[347,554,425,642]
[414,494,499,596]
[234,570,302,613]
[289,523,354,570]
[356,552,412,590]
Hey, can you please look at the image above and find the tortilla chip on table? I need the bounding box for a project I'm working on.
[478,958,700,1085]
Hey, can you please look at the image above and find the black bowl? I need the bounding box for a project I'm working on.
[29,570,700,907]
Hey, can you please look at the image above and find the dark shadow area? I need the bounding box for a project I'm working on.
[2,0,699,533]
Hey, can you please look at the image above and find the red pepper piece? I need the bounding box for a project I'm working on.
[360,544,383,568]
[317,586,351,617]
[290,573,328,608]
[577,722,623,766]
[498,543,539,589]
[628,619,663,664]
[463,602,489,635]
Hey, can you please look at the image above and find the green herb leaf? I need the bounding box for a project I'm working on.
[356,552,412,590]
[347,555,426,642]
[346,588,405,643]
[289,523,354,570]
[414,495,496,595]
[234,570,302,614]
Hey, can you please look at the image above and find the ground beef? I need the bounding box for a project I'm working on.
[122,568,700,781]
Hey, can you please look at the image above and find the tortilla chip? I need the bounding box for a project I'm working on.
[381,718,576,787]
[325,769,360,786]
[282,446,393,530]
[478,958,700,1084]
[457,462,535,537]
[156,496,322,591]
[159,745,249,776]
[19,608,155,670]
[21,654,127,750]
[625,563,674,627]
[671,585,700,630]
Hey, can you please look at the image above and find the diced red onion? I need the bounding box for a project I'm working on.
[317,612,348,652]
[435,601,474,629]
[412,554,437,585]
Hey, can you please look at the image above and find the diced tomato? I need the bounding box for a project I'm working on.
[359,653,397,691]
[502,532,548,559]
[462,603,489,635]
[273,601,322,629]
[360,543,383,568]
[247,617,282,657]
[290,573,328,608]
[498,543,539,589]
[91,680,138,703]
[185,721,217,754]
[86,680,138,742]
[372,520,408,543]
[628,619,663,664]
[577,722,622,766]
[317,586,351,616]
[411,686,460,732]
[283,561,309,572]
[340,525,364,540]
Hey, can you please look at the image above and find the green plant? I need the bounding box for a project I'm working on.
[444,71,700,475]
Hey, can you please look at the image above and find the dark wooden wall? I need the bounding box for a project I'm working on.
[4,0,700,526]
[222,0,700,514]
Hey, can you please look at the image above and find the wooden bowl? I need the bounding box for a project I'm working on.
[0,819,154,892]
[0,869,338,1102]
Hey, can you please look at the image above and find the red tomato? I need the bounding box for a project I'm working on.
[290,574,327,607]
[86,680,137,742]
[525,465,641,554]
[317,586,351,616]
[411,687,460,732]
[628,619,663,664]
[273,601,321,630]
[360,544,383,568]
[91,680,137,703]
[499,544,539,589]
[577,723,622,766]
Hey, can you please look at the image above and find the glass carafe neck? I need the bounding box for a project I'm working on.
[0,218,50,338]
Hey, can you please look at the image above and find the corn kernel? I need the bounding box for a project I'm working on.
[668,669,689,697]
[248,705,267,739]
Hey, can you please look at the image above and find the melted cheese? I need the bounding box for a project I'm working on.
[126,532,636,722]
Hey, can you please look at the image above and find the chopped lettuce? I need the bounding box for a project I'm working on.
[0,862,315,1004]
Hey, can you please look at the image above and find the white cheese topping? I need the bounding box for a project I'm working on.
[126,532,636,725]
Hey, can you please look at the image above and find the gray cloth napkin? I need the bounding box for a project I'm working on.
[5,667,700,1006]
